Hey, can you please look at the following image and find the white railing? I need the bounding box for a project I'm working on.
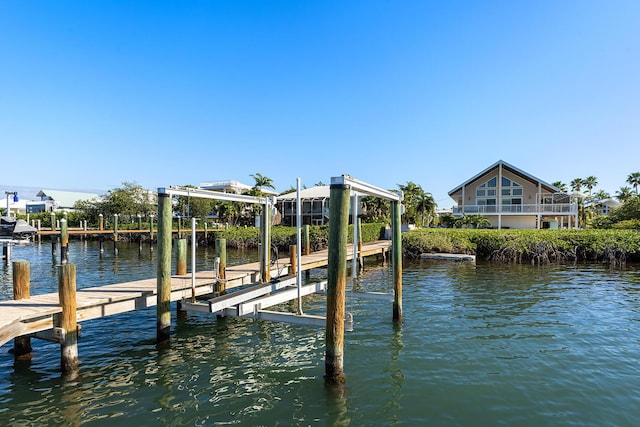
[452,204,577,215]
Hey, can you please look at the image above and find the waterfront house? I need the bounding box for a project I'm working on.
[199,180,278,196]
[277,186,331,226]
[27,190,101,213]
[584,198,621,216]
[448,160,579,229]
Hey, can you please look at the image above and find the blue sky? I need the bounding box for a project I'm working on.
[2,1,639,208]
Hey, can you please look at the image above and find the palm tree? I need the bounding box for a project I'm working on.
[593,190,610,200]
[626,172,640,194]
[415,192,437,227]
[584,176,598,195]
[615,186,633,203]
[551,181,568,192]
[570,178,585,193]
[250,173,275,192]
[397,181,424,225]
[361,196,389,223]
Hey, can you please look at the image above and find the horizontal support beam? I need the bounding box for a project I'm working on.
[159,186,271,205]
[217,308,354,330]
[32,327,66,343]
[316,290,394,302]
[331,175,402,202]
[349,291,394,302]
[236,280,328,316]
[208,277,297,313]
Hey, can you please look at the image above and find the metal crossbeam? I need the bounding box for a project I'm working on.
[331,175,402,202]
[236,280,328,316]
[158,186,271,205]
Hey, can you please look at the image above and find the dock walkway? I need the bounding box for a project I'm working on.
[0,241,390,347]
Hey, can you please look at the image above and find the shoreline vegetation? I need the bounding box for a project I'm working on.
[217,226,640,266]
[54,224,640,266]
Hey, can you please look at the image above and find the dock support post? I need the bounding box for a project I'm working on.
[260,202,271,283]
[392,200,403,323]
[175,239,187,276]
[357,218,363,269]
[157,191,172,344]
[289,244,297,276]
[60,218,69,264]
[99,213,103,231]
[13,260,32,360]
[325,181,350,384]
[50,212,57,258]
[113,214,119,255]
[303,224,310,256]
[215,238,226,294]
[2,243,10,264]
[58,264,79,372]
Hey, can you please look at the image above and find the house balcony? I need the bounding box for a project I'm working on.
[452,203,578,215]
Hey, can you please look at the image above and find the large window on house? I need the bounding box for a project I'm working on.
[476,176,524,212]
[501,177,523,211]
[476,177,497,211]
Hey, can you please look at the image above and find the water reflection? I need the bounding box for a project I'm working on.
[2,245,640,425]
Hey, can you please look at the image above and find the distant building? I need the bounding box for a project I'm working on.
[585,198,621,216]
[199,180,278,196]
[28,190,101,213]
[277,186,331,226]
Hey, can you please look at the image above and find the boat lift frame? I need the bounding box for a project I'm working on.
[155,176,403,340]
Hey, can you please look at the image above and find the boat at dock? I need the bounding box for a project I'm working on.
[0,216,38,241]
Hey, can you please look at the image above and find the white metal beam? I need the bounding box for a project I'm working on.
[158,186,271,205]
[236,280,327,316]
[331,175,402,202]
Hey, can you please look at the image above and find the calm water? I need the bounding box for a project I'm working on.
[1,241,640,426]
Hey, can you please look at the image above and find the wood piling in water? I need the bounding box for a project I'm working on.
[289,244,297,276]
[175,239,187,276]
[215,238,226,295]
[12,260,32,360]
[303,224,310,256]
[325,182,350,384]
[260,203,271,283]
[60,218,69,264]
[392,201,403,323]
[57,264,78,372]
[156,192,172,344]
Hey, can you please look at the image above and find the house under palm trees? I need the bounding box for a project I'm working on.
[277,186,331,226]
[448,160,579,229]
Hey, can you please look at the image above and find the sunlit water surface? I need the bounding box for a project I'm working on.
[1,241,640,426]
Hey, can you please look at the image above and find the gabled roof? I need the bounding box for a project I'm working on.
[36,190,101,208]
[448,160,559,196]
[277,185,330,200]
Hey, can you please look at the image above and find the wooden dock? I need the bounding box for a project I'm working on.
[0,240,391,348]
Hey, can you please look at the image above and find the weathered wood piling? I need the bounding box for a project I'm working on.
[12,260,32,360]
[215,238,227,294]
[325,181,350,384]
[156,192,172,344]
[57,264,78,372]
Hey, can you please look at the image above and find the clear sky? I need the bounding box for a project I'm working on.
[2,0,639,208]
